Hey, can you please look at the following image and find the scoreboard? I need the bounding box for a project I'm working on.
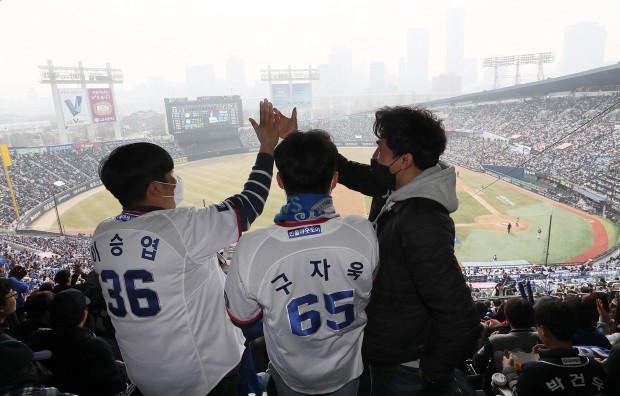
[164,96,243,134]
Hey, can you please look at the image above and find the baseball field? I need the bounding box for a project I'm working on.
[33,147,619,264]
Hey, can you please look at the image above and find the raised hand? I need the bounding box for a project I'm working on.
[596,298,609,318]
[9,265,28,280]
[274,107,298,139]
[249,99,279,155]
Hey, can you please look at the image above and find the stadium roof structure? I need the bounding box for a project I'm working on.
[420,62,620,107]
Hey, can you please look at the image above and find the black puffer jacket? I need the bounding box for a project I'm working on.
[362,164,481,383]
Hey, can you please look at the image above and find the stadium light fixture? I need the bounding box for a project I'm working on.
[53,180,66,236]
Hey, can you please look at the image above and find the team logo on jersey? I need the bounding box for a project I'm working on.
[214,202,229,212]
[560,357,581,365]
[288,225,321,239]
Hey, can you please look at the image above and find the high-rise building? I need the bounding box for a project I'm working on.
[368,62,387,93]
[405,28,429,92]
[327,47,353,95]
[225,55,247,95]
[446,8,465,76]
[560,22,606,76]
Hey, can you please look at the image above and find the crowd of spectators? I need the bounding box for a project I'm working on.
[3,96,620,394]
[1,232,619,306]
[469,294,619,395]
[3,94,618,229]
[2,232,619,394]
[0,137,185,228]
[0,236,92,292]
[441,95,620,188]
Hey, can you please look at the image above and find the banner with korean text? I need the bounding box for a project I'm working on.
[88,88,116,123]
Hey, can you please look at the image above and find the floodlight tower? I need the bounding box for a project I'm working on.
[483,56,514,90]
[260,65,320,107]
[483,52,555,89]
[39,60,124,143]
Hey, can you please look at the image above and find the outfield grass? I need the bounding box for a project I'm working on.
[49,147,617,264]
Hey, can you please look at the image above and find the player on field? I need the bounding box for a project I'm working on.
[224,130,379,395]
[90,99,280,396]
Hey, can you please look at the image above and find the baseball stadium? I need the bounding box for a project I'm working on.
[6,65,620,268]
[0,64,618,308]
[2,1,620,394]
[0,65,619,287]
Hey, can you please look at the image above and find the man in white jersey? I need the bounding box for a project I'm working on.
[90,99,280,396]
[225,130,379,396]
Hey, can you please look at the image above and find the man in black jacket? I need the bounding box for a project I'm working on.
[338,106,480,395]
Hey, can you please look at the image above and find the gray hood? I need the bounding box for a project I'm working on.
[378,161,459,218]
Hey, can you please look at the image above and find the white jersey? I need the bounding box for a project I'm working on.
[225,215,379,394]
[91,205,245,396]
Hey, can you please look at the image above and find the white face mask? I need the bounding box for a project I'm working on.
[155,175,184,205]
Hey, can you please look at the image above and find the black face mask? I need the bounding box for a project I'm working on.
[370,158,396,191]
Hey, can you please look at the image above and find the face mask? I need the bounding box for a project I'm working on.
[156,175,184,205]
[370,158,397,191]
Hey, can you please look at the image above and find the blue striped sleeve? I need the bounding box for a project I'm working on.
[226,152,273,231]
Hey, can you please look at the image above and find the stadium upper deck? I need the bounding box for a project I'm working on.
[1,69,619,233]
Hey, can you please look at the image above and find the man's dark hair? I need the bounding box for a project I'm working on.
[99,142,174,208]
[23,291,54,320]
[373,106,446,170]
[274,130,338,195]
[54,270,70,286]
[504,297,534,329]
[534,298,578,342]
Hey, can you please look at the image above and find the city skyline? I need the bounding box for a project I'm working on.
[1,0,619,111]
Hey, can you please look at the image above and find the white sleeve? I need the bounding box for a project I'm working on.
[224,243,262,326]
[169,204,240,262]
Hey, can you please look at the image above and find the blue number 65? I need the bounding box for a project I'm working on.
[287,290,354,336]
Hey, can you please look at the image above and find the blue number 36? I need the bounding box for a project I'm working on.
[287,290,354,336]
[100,269,161,317]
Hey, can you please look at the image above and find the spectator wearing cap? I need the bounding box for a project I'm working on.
[0,278,19,338]
[0,339,73,395]
[28,289,127,396]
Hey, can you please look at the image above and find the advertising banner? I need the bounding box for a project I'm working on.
[88,88,116,123]
[291,83,312,106]
[59,88,91,127]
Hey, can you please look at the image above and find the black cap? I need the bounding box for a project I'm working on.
[50,288,91,328]
[0,340,51,383]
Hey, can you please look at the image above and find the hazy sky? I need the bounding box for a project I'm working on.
[1,0,619,101]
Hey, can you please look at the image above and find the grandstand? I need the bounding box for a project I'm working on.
[1,64,620,291]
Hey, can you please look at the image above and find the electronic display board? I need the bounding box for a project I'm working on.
[164,96,243,134]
